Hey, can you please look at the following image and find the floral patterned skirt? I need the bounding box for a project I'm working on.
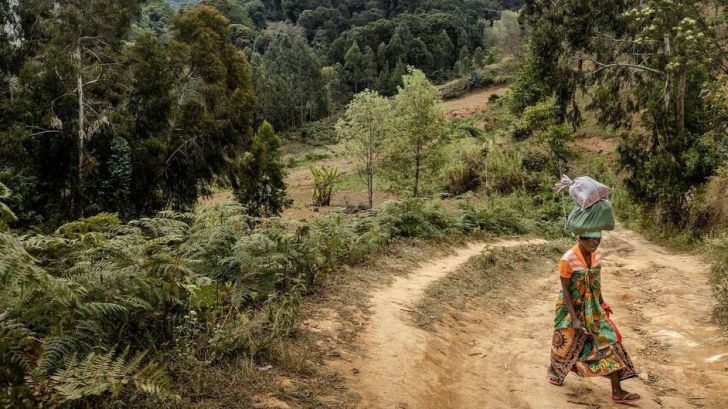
[550,327,637,384]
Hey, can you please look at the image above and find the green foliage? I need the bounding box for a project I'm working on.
[310,166,341,207]
[134,0,175,36]
[0,182,17,231]
[483,141,527,194]
[250,27,328,131]
[383,68,448,197]
[484,10,524,61]
[344,41,368,93]
[336,90,392,207]
[0,4,281,225]
[0,174,560,405]
[513,98,561,140]
[517,0,728,228]
[374,200,458,239]
[710,233,728,331]
[529,124,577,177]
[234,121,288,217]
[36,348,173,405]
[441,138,485,195]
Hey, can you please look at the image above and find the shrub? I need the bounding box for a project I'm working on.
[311,166,341,206]
[710,234,728,331]
[457,201,527,235]
[441,139,485,195]
[512,98,560,140]
[701,171,728,234]
[483,146,527,194]
[374,199,460,239]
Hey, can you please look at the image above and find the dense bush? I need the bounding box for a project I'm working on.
[710,234,728,332]
[441,138,485,195]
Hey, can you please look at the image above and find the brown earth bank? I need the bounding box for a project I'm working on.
[442,85,510,120]
[323,229,728,409]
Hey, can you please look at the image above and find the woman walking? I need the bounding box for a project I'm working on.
[546,231,640,405]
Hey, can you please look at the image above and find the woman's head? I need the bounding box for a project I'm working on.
[578,231,602,253]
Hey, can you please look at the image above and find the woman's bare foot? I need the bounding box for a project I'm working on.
[546,366,562,386]
[612,389,640,404]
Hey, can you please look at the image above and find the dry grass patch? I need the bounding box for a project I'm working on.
[415,240,567,329]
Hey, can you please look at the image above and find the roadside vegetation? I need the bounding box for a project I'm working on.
[0,188,563,406]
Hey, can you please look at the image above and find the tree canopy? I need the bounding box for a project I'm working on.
[515,0,728,227]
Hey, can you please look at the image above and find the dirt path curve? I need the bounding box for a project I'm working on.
[338,229,728,409]
[337,238,546,408]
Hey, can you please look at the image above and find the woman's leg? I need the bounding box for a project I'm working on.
[609,372,640,403]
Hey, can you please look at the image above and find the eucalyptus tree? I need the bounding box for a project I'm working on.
[388,68,447,197]
[517,0,728,225]
[336,90,392,208]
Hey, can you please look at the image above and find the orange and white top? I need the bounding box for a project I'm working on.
[558,245,602,279]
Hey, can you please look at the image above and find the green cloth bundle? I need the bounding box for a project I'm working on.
[566,200,615,235]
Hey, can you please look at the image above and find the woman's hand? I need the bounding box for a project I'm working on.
[572,317,583,331]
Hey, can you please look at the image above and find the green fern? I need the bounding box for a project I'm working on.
[2,193,555,406]
[38,336,77,376]
[46,348,174,403]
[0,233,77,307]
[129,217,190,239]
[0,312,37,372]
[77,302,128,320]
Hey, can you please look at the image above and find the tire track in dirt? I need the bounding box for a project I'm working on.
[335,229,728,408]
[332,239,546,408]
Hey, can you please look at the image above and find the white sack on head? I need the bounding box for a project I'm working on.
[554,175,613,210]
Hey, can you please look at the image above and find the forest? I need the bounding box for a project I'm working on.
[1,0,727,407]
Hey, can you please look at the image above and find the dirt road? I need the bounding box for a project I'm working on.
[442,85,509,119]
[335,229,728,408]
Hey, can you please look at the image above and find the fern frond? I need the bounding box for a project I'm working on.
[115,296,152,311]
[134,362,175,399]
[38,336,77,375]
[64,261,94,280]
[0,234,77,307]
[73,320,102,343]
[77,302,128,320]
[128,217,189,239]
[47,348,174,403]
[0,312,37,372]
[0,182,18,228]
[21,234,70,254]
[144,234,185,248]
[155,210,195,225]
[0,201,18,226]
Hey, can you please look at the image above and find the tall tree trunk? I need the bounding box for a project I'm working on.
[367,165,373,209]
[76,45,86,216]
[676,63,686,141]
[413,140,420,197]
[663,34,672,111]
[367,138,374,208]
